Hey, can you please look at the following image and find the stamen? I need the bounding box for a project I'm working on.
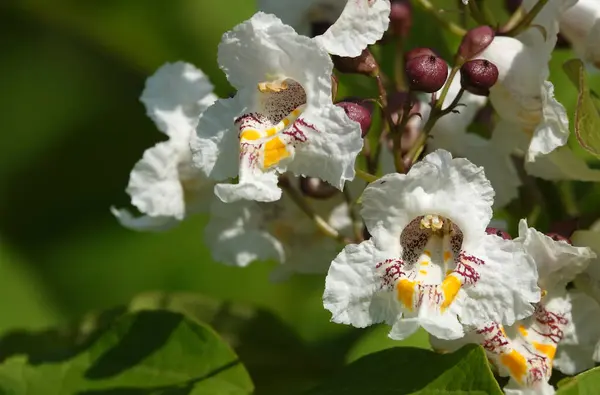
[257,79,289,93]
[420,214,444,231]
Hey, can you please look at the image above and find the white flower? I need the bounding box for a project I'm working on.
[432,221,595,393]
[257,0,391,57]
[518,0,578,54]
[191,13,363,203]
[323,150,540,340]
[478,37,569,163]
[424,72,521,208]
[205,177,357,281]
[560,0,600,69]
[112,62,217,231]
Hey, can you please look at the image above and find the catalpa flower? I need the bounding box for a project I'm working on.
[323,150,539,340]
[205,177,356,281]
[432,221,596,394]
[257,0,391,57]
[560,0,600,69]
[191,12,363,203]
[112,62,217,231]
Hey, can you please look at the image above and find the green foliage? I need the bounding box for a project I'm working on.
[304,345,503,395]
[557,366,600,395]
[0,310,254,395]
[563,59,600,159]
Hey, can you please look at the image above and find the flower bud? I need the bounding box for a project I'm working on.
[336,100,373,137]
[299,177,338,199]
[332,48,378,76]
[389,0,412,38]
[404,47,436,63]
[405,54,448,93]
[485,227,512,240]
[546,233,572,245]
[504,0,522,13]
[460,59,499,96]
[457,26,495,63]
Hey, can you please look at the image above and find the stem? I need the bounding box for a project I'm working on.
[558,181,579,217]
[414,0,467,37]
[468,0,487,25]
[435,66,460,111]
[394,38,406,91]
[393,94,414,173]
[375,70,403,173]
[343,187,363,242]
[503,7,525,32]
[355,167,380,183]
[280,179,350,244]
[504,0,549,37]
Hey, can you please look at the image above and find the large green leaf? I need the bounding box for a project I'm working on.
[0,310,253,395]
[557,366,600,395]
[563,59,600,158]
[345,325,430,364]
[304,345,503,395]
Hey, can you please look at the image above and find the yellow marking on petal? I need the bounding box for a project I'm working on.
[419,270,428,276]
[265,127,278,137]
[440,275,461,311]
[500,350,528,383]
[263,137,290,168]
[420,261,429,266]
[518,325,528,338]
[500,326,507,337]
[443,251,452,262]
[282,117,291,127]
[396,279,416,311]
[292,108,301,116]
[240,130,261,141]
[533,343,556,360]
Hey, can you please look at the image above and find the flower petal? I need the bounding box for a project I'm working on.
[140,62,216,140]
[315,0,391,57]
[110,207,179,232]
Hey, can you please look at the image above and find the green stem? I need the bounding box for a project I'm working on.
[414,0,467,37]
[468,0,487,25]
[343,187,363,242]
[281,180,350,244]
[355,167,380,183]
[394,38,406,91]
[504,0,549,37]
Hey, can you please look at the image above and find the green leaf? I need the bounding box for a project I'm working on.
[304,344,503,395]
[563,59,600,158]
[0,310,254,395]
[557,366,600,395]
[345,325,430,364]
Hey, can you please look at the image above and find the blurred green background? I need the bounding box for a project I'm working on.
[1,0,599,393]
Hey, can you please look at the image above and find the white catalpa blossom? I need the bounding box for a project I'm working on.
[205,177,357,281]
[112,62,217,231]
[191,12,363,204]
[560,0,600,69]
[257,0,391,57]
[432,220,597,394]
[423,72,521,208]
[323,150,540,341]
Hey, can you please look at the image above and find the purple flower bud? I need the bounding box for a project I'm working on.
[404,47,436,63]
[390,0,412,38]
[460,59,499,96]
[299,177,338,199]
[546,233,572,245]
[336,100,372,137]
[504,0,522,13]
[457,26,495,62]
[405,54,448,93]
[332,48,379,76]
[485,228,512,240]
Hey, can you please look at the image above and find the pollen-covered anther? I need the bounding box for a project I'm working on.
[257,79,289,93]
[420,214,445,231]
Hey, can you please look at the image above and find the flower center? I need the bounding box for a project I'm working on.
[235,78,316,171]
[377,215,484,313]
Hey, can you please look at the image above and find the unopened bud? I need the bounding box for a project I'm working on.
[546,233,572,245]
[460,59,498,96]
[333,48,378,76]
[404,47,436,63]
[457,26,495,63]
[336,100,372,137]
[405,54,448,93]
[485,227,512,240]
[299,177,338,199]
[390,0,412,38]
[504,0,522,13]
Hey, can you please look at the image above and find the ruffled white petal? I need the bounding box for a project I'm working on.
[315,0,391,57]
[110,207,179,232]
[205,198,285,267]
[324,239,402,329]
[560,0,600,69]
[517,219,595,291]
[518,0,578,54]
[503,379,556,395]
[256,0,329,36]
[140,62,216,140]
[361,150,494,244]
